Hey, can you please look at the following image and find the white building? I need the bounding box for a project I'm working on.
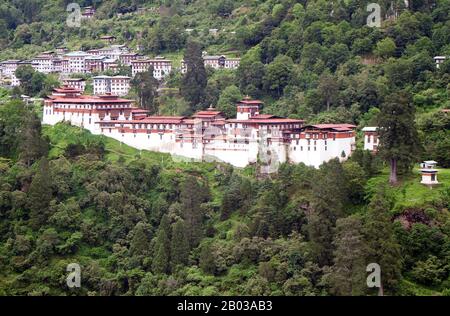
[362,127,379,152]
[93,75,131,96]
[43,92,356,170]
[119,53,142,66]
[62,78,86,92]
[434,56,447,69]
[63,51,90,74]
[85,55,108,73]
[32,54,56,74]
[0,60,21,78]
[420,161,439,185]
[131,57,172,79]
[181,55,240,74]
[82,6,96,19]
[42,86,134,135]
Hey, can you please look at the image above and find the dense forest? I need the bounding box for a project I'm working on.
[0,0,449,295]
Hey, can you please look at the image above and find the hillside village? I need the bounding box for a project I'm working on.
[0,0,449,298]
[0,43,240,96]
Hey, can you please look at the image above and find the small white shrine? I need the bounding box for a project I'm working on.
[420,161,439,185]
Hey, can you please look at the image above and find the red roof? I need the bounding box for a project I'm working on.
[227,118,304,124]
[53,87,81,93]
[238,100,263,105]
[131,109,150,113]
[50,95,133,104]
[192,112,224,119]
[252,114,277,119]
[305,124,356,131]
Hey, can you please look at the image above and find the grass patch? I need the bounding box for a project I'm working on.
[366,167,450,211]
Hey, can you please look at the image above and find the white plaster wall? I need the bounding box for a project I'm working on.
[364,134,379,151]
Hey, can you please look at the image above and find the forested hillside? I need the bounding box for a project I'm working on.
[0,0,449,296]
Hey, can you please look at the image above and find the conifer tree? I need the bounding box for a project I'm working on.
[131,66,159,114]
[19,111,48,167]
[199,242,216,275]
[28,157,53,230]
[329,216,368,296]
[307,200,335,267]
[152,214,171,274]
[307,159,348,267]
[377,90,421,185]
[180,39,207,111]
[130,221,151,257]
[364,187,402,294]
[180,176,209,248]
[170,219,190,269]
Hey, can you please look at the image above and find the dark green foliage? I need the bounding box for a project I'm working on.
[199,242,216,275]
[328,216,367,296]
[170,219,189,269]
[131,67,159,114]
[152,214,171,274]
[28,158,53,230]
[377,91,422,184]
[15,65,59,97]
[181,39,208,111]
[364,187,402,293]
[180,176,210,248]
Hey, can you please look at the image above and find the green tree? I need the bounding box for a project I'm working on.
[170,219,190,269]
[181,39,207,111]
[217,85,242,118]
[263,55,294,97]
[374,38,397,59]
[317,70,339,111]
[364,188,402,294]
[307,159,348,266]
[15,65,48,96]
[130,222,151,258]
[180,176,210,248]
[18,110,48,166]
[131,67,159,114]
[328,216,367,296]
[15,64,35,95]
[199,242,215,274]
[152,214,171,274]
[28,157,53,230]
[377,91,421,185]
[411,256,446,286]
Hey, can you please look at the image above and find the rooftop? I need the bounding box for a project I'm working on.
[304,124,357,131]
[362,127,378,132]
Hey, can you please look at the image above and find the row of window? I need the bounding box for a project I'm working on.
[292,146,328,152]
